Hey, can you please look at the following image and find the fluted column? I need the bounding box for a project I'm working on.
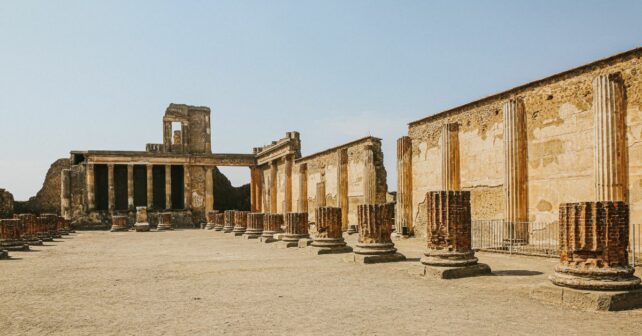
[61,169,72,219]
[285,156,293,212]
[250,167,257,212]
[350,203,405,263]
[297,163,308,213]
[316,181,326,207]
[441,123,460,191]
[165,165,172,210]
[255,168,263,212]
[205,167,214,213]
[127,164,134,210]
[337,149,349,231]
[146,165,153,209]
[503,98,528,243]
[270,160,277,213]
[395,136,413,236]
[363,145,377,203]
[107,164,115,212]
[86,164,95,211]
[593,73,627,202]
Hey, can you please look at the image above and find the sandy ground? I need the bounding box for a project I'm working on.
[1,230,642,336]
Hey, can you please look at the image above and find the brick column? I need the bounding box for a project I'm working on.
[280,212,309,247]
[0,219,29,251]
[107,164,115,212]
[310,207,352,254]
[165,165,172,210]
[205,210,219,230]
[350,203,404,263]
[440,123,460,191]
[146,165,153,209]
[86,163,95,211]
[232,211,249,236]
[260,213,283,243]
[16,214,41,245]
[243,213,264,239]
[61,169,72,220]
[421,191,490,278]
[110,215,128,232]
[503,98,529,243]
[223,210,235,233]
[337,149,349,231]
[396,136,412,236]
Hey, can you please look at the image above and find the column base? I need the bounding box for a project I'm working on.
[110,226,128,232]
[308,245,353,255]
[36,234,54,242]
[258,236,277,244]
[297,238,313,248]
[204,223,216,230]
[549,264,641,290]
[22,239,43,246]
[222,226,234,233]
[410,263,491,279]
[134,223,150,232]
[213,225,224,231]
[309,238,351,254]
[0,241,30,251]
[156,224,173,231]
[420,250,479,267]
[232,227,246,237]
[0,249,8,259]
[346,252,406,264]
[530,282,642,311]
[242,229,263,239]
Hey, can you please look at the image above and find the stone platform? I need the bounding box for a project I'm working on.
[345,252,406,264]
[530,282,642,311]
[409,263,491,279]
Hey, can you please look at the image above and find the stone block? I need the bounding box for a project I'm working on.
[346,252,406,264]
[258,236,277,244]
[307,245,353,255]
[0,249,8,259]
[530,282,642,311]
[411,263,491,279]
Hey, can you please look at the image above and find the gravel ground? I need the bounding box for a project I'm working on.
[1,230,641,336]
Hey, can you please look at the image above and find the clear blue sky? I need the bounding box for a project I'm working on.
[1,1,641,200]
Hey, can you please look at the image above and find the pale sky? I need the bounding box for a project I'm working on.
[1,1,641,200]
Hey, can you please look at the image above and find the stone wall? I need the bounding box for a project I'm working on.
[407,48,642,238]
[0,188,14,218]
[15,158,70,215]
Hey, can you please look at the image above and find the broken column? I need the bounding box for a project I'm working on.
[243,213,264,239]
[419,191,490,278]
[395,136,413,237]
[110,215,129,232]
[56,215,70,235]
[278,212,309,248]
[205,210,219,230]
[232,211,249,236]
[213,213,225,231]
[223,210,236,233]
[440,123,460,191]
[0,219,29,251]
[531,202,642,311]
[35,216,53,242]
[42,214,62,238]
[309,207,352,254]
[503,98,529,244]
[349,203,405,264]
[134,207,150,232]
[260,213,283,243]
[157,212,173,231]
[15,214,43,245]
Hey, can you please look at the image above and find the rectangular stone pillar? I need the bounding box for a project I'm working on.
[285,156,293,213]
[337,149,349,230]
[298,164,308,213]
[503,98,529,242]
[61,169,72,219]
[440,123,460,191]
[205,168,214,213]
[165,165,172,210]
[127,164,134,210]
[396,136,413,235]
[250,167,257,212]
[184,165,191,209]
[146,165,153,209]
[363,145,377,204]
[316,181,326,207]
[270,161,277,213]
[593,73,627,202]
[107,164,115,212]
[86,163,95,211]
[255,168,262,212]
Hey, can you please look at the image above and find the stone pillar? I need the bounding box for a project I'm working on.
[184,165,191,209]
[243,213,264,239]
[163,120,172,150]
[350,203,404,263]
[260,213,283,243]
[0,219,29,251]
[337,149,349,231]
[205,167,214,213]
[146,165,153,209]
[86,163,95,211]
[270,161,278,213]
[134,206,150,232]
[503,98,529,243]
[297,164,308,213]
[593,73,627,202]
[440,123,460,191]
[396,136,413,236]
[285,156,293,213]
[255,168,262,213]
[127,164,134,210]
[205,210,219,230]
[157,212,173,230]
[16,214,41,245]
[363,145,377,204]
[420,191,490,278]
[35,216,53,242]
[250,167,257,212]
[61,169,72,220]
[310,207,352,254]
[42,213,61,238]
[110,215,128,232]
[107,164,115,212]
[232,211,249,236]
[223,210,235,233]
[165,165,172,210]
[213,213,225,231]
[316,181,326,207]
[279,212,309,248]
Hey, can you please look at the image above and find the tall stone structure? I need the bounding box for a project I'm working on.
[270,162,278,213]
[503,98,529,243]
[363,145,377,203]
[419,191,490,278]
[297,164,308,212]
[395,136,412,236]
[593,73,627,202]
[349,203,404,264]
[309,207,352,254]
[337,149,349,231]
[278,212,309,248]
[440,123,460,191]
[134,206,150,232]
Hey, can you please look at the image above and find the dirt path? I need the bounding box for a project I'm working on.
[1,230,641,335]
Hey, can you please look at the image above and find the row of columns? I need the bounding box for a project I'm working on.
[394,72,627,235]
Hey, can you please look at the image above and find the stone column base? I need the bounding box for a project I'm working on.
[0,249,8,259]
[110,226,128,232]
[156,224,173,231]
[232,227,246,237]
[530,282,642,311]
[549,265,641,291]
[134,223,150,232]
[277,234,309,248]
[410,263,491,279]
[0,241,29,251]
[308,238,352,254]
[346,225,358,235]
[204,223,215,230]
[258,236,277,244]
[213,225,224,231]
[36,233,54,242]
[22,238,43,246]
[222,226,234,233]
[297,238,313,248]
[346,252,406,264]
[242,229,262,239]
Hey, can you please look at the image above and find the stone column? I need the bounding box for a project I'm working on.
[421,191,490,278]
[86,163,95,211]
[350,203,404,263]
[260,213,283,243]
[213,213,225,231]
[232,211,249,236]
[363,145,377,204]
[205,167,214,213]
[61,169,72,220]
[134,206,150,232]
[279,212,309,248]
[184,165,191,209]
[205,210,219,230]
[163,120,172,150]
[165,165,172,210]
[316,181,326,207]
[110,215,128,232]
[157,212,173,230]
[396,136,413,236]
[146,165,153,209]
[0,219,29,251]
[593,73,627,202]
[440,123,460,191]
[250,167,257,212]
[223,210,236,233]
[285,156,293,213]
[243,213,264,239]
[127,164,134,210]
[255,168,262,213]
[270,161,278,213]
[310,207,352,254]
[503,98,529,243]
[337,149,349,231]
[297,164,308,213]
[107,164,115,212]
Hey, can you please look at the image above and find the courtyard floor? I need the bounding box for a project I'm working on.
[1,230,641,336]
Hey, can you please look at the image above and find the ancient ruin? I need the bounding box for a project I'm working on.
[213,213,225,231]
[348,203,405,264]
[243,213,264,239]
[232,210,249,236]
[134,206,150,232]
[259,213,283,243]
[278,212,309,248]
[309,206,352,254]
[15,214,43,246]
[110,215,128,232]
[222,210,235,233]
[157,212,173,231]
[0,219,29,251]
[205,210,218,230]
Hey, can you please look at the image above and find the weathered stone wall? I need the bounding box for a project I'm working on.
[14,158,70,215]
[0,188,14,218]
[408,48,642,238]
